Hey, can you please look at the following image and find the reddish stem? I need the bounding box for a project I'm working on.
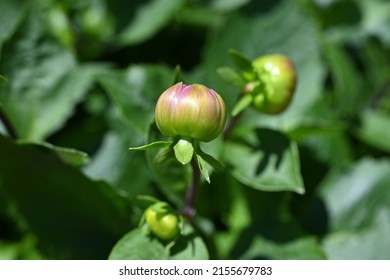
[181,158,201,219]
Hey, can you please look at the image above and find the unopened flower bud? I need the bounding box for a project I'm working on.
[144,204,180,241]
[155,82,226,142]
[251,55,297,114]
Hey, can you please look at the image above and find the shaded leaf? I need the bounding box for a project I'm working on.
[225,128,304,194]
[96,65,174,133]
[322,211,390,259]
[117,0,185,46]
[354,109,390,153]
[239,236,326,260]
[16,140,89,168]
[324,42,365,116]
[317,157,390,231]
[144,123,191,207]
[82,117,152,200]
[0,135,131,259]
[169,224,209,260]
[0,75,7,84]
[0,6,99,140]
[0,0,26,51]
[210,0,250,12]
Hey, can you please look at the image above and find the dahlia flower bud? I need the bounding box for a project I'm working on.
[144,203,180,241]
[155,82,226,142]
[251,55,296,114]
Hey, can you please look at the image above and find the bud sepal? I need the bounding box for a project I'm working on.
[129,137,223,183]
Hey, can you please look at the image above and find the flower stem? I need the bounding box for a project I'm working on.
[223,113,241,140]
[181,90,245,219]
[181,158,201,219]
[223,90,246,140]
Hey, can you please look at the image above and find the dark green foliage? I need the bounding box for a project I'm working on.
[1,0,390,260]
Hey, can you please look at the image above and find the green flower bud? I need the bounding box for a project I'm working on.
[155,82,226,142]
[145,205,180,241]
[251,55,297,114]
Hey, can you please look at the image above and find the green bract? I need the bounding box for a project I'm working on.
[251,55,297,114]
[155,82,226,142]
[145,205,180,241]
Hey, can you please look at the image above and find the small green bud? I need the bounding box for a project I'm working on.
[155,82,226,142]
[251,55,297,114]
[144,204,180,241]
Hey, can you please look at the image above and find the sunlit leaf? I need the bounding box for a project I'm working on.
[108,228,168,260]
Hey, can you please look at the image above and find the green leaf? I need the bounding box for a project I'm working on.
[17,140,89,168]
[0,240,19,260]
[145,123,191,207]
[357,0,390,46]
[225,128,304,194]
[169,224,209,260]
[176,5,224,28]
[173,138,194,165]
[0,0,26,52]
[0,6,100,140]
[324,42,366,116]
[116,0,185,46]
[129,140,172,151]
[0,75,7,84]
[0,135,131,259]
[228,49,253,72]
[108,228,168,260]
[109,225,209,260]
[354,109,390,153]
[171,65,185,85]
[210,0,250,12]
[231,94,253,116]
[195,153,210,184]
[83,128,152,200]
[216,67,247,88]
[317,157,390,231]
[199,0,324,131]
[197,147,224,173]
[96,65,174,133]
[322,211,390,259]
[238,236,326,260]
[0,235,43,260]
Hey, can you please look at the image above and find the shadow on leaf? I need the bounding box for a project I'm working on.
[252,128,290,175]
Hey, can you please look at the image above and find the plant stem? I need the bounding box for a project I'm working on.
[0,106,17,139]
[223,113,241,140]
[223,90,246,140]
[181,158,201,219]
[181,90,244,219]
[369,78,390,109]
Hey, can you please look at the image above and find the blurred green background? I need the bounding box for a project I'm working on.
[1,0,390,260]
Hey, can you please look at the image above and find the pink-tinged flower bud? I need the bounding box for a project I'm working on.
[251,55,297,114]
[155,82,226,142]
